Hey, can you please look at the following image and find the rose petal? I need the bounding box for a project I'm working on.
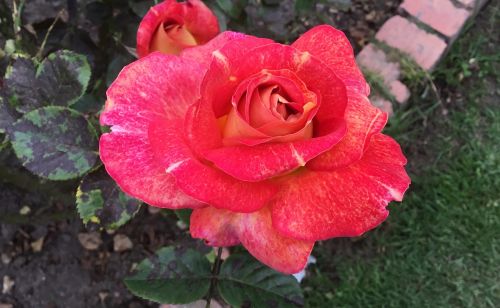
[180,31,258,69]
[190,206,240,246]
[100,53,205,209]
[195,44,348,181]
[308,92,387,170]
[148,116,279,213]
[225,70,318,141]
[136,0,219,57]
[190,206,314,274]
[292,24,370,96]
[271,133,411,241]
[100,134,201,209]
[202,43,347,120]
[204,119,346,182]
[184,35,274,156]
[150,23,197,55]
[221,72,317,146]
[182,0,220,44]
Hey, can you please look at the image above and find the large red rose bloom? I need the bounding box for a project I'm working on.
[100,27,410,274]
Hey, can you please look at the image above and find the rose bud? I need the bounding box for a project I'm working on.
[101,27,410,274]
[136,0,219,57]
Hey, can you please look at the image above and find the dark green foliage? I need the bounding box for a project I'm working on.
[124,247,304,306]
[128,0,157,18]
[70,93,103,114]
[36,51,91,107]
[0,95,19,134]
[22,0,67,25]
[174,209,192,226]
[124,246,212,304]
[105,52,136,86]
[295,0,314,11]
[77,168,141,230]
[4,50,91,113]
[218,253,304,307]
[9,106,98,180]
[215,0,247,18]
[3,55,39,113]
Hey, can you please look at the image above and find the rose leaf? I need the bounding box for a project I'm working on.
[77,168,142,230]
[174,209,192,226]
[218,253,304,307]
[0,95,20,135]
[4,50,91,114]
[9,106,99,180]
[215,0,247,19]
[124,246,212,304]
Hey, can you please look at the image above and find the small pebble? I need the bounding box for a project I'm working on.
[148,206,161,214]
[113,234,133,252]
[2,276,14,294]
[31,237,44,252]
[78,232,102,250]
[0,253,11,265]
[98,291,109,302]
[19,206,31,215]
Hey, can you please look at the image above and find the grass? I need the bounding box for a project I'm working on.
[304,3,500,307]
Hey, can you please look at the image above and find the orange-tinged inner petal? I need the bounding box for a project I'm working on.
[150,22,198,55]
[221,70,319,145]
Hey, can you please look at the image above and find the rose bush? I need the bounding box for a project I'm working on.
[100,26,410,274]
[136,0,219,57]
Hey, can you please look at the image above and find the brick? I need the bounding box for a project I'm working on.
[401,0,471,37]
[356,44,411,104]
[371,96,393,116]
[356,44,401,83]
[376,16,447,71]
[389,80,411,104]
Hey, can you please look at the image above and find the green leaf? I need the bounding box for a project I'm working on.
[129,0,156,18]
[215,0,247,19]
[70,93,103,114]
[124,246,212,304]
[3,55,39,112]
[207,3,229,32]
[9,106,99,180]
[218,253,304,307]
[4,50,91,114]
[0,95,19,134]
[37,50,91,106]
[76,168,141,230]
[106,52,135,86]
[22,0,67,24]
[295,0,314,11]
[174,208,192,226]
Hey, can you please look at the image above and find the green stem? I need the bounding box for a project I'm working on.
[36,10,62,60]
[12,0,25,44]
[206,247,223,308]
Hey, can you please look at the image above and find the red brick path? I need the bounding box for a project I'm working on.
[357,0,488,114]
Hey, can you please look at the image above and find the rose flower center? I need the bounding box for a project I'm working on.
[220,70,319,146]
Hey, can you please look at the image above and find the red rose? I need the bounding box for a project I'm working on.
[136,0,219,57]
[100,27,410,274]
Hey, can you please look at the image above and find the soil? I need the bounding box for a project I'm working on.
[0,1,402,307]
[244,0,401,52]
[299,0,402,52]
